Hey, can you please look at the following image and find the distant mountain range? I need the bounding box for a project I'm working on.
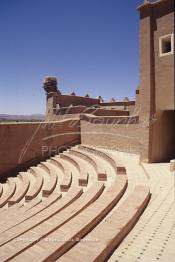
[0,114,45,121]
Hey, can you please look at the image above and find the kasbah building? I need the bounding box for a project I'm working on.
[0,0,174,261]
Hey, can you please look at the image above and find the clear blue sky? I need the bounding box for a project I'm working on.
[0,0,143,115]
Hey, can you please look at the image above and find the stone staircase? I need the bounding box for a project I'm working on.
[0,145,150,262]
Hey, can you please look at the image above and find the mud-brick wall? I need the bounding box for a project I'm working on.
[80,120,149,161]
[0,119,80,181]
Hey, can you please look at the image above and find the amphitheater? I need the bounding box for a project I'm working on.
[0,0,174,261]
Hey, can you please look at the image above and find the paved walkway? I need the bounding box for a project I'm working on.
[106,151,175,262]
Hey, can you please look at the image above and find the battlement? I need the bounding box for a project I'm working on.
[44,77,136,120]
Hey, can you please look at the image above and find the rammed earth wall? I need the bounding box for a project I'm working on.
[0,120,80,181]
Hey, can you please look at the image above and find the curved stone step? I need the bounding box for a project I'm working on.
[59,186,150,262]
[8,202,23,209]
[53,157,73,192]
[49,157,65,173]
[40,162,58,196]
[0,184,83,246]
[8,173,30,206]
[4,177,127,261]
[0,183,3,198]
[0,202,23,221]
[79,145,126,174]
[0,200,24,217]
[22,197,42,212]
[69,148,97,171]
[0,184,83,236]
[1,197,42,220]
[0,178,16,208]
[76,148,107,181]
[69,148,106,180]
[0,183,104,260]
[25,167,44,201]
[0,190,62,233]
[62,152,89,186]
[60,153,80,171]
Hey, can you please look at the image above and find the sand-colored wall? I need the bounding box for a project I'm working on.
[0,115,150,181]
[54,106,129,116]
[137,0,174,120]
[56,94,100,107]
[153,0,174,111]
[80,118,149,161]
[0,120,80,181]
[137,4,155,122]
[136,0,174,163]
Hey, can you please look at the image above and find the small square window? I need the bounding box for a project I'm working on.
[159,34,174,56]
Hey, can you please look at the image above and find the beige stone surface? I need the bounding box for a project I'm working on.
[107,151,175,262]
[0,182,104,261]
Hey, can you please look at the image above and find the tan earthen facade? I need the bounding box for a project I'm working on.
[136,0,174,162]
[0,120,80,181]
[0,1,174,261]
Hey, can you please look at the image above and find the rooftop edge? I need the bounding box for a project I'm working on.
[137,0,168,11]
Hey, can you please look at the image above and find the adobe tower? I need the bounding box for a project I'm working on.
[136,0,174,162]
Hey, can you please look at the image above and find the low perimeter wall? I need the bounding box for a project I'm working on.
[80,118,149,161]
[0,119,80,181]
[2,112,167,181]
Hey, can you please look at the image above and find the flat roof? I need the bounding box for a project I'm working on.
[137,0,168,11]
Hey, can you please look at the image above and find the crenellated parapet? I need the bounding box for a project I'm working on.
[43,76,136,121]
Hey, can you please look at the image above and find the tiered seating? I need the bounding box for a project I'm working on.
[57,157,73,192]
[40,162,58,196]
[70,147,107,181]
[0,144,150,262]
[0,166,60,229]
[78,145,126,175]
[78,149,107,181]
[69,148,97,170]
[63,152,89,186]
[3,177,127,261]
[49,156,65,173]
[0,186,84,245]
[0,202,23,217]
[0,183,3,197]
[25,167,44,200]
[60,152,80,171]
[8,173,30,206]
[59,186,150,262]
[0,190,62,233]
[0,183,105,258]
[60,152,89,186]
[0,178,16,207]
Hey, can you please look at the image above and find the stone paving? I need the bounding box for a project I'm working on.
[107,151,175,262]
